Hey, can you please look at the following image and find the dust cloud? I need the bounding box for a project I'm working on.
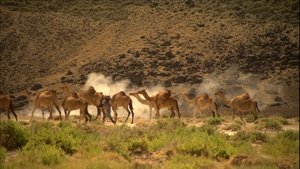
[24,68,283,119]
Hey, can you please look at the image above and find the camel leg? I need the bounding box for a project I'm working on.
[63,108,68,121]
[54,104,62,121]
[6,110,11,120]
[239,112,246,125]
[130,107,134,124]
[232,109,236,120]
[95,106,101,120]
[31,107,37,121]
[155,106,160,119]
[10,108,18,121]
[112,107,118,123]
[169,108,175,118]
[42,109,45,120]
[149,106,152,121]
[124,108,131,123]
[48,107,53,120]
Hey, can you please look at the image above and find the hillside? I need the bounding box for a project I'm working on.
[0,0,299,116]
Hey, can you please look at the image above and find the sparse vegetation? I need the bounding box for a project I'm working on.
[1,118,298,169]
[258,118,283,130]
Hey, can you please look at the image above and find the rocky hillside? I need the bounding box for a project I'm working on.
[0,0,299,115]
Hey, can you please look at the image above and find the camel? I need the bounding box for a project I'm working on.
[110,91,134,124]
[129,92,156,120]
[137,89,180,119]
[214,90,259,124]
[61,93,91,123]
[0,91,18,121]
[61,85,104,119]
[182,93,219,118]
[31,90,62,121]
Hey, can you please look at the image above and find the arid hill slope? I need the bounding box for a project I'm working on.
[0,0,299,116]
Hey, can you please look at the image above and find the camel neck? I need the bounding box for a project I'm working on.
[220,94,230,106]
[182,94,194,104]
[140,91,153,101]
[132,94,149,105]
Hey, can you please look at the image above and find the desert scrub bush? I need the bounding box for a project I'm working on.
[0,121,29,150]
[225,121,243,131]
[0,147,6,166]
[233,131,268,143]
[263,130,299,158]
[128,139,148,155]
[258,118,282,130]
[27,121,82,155]
[163,154,215,169]
[207,117,223,125]
[176,130,233,160]
[154,119,186,130]
[20,143,65,166]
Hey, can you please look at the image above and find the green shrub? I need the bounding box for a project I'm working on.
[176,130,233,159]
[128,139,148,155]
[22,143,65,166]
[263,130,299,158]
[233,131,268,143]
[40,144,65,165]
[163,154,215,169]
[207,117,223,126]
[259,118,282,130]
[27,121,81,155]
[0,121,29,150]
[0,147,6,164]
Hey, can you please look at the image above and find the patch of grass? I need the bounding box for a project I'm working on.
[0,121,29,150]
[263,130,299,161]
[233,131,268,143]
[207,117,223,126]
[0,147,6,167]
[176,130,233,160]
[163,154,215,169]
[225,121,242,131]
[128,139,148,155]
[258,118,283,130]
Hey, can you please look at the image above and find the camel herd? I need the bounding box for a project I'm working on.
[0,86,260,124]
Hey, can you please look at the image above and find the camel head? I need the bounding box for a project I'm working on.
[129,92,138,96]
[215,90,225,98]
[137,89,146,94]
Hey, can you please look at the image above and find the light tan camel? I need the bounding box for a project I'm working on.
[182,93,219,118]
[129,92,156,120]
[0,91,18,121]
[110,91,134,124]
[61,85,104,119]
[61,93,91,123]
[214,90,259,123]
[31,90,62,121]
[138,89,180,119]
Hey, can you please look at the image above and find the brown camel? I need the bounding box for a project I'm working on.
[182,93,219,118]
[110,91,134,124]
[0,91,18,121]
[215,90,259,124]
[61,93,91,123]
[138,89,180,119]
[31,90,62,121]
[129,92,156,120]
[61,85,104,119]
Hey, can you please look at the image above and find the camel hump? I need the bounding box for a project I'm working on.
[72,93,79,98]
[118,91,126,95]
[87,86,96,93]
[240,93,250,99]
